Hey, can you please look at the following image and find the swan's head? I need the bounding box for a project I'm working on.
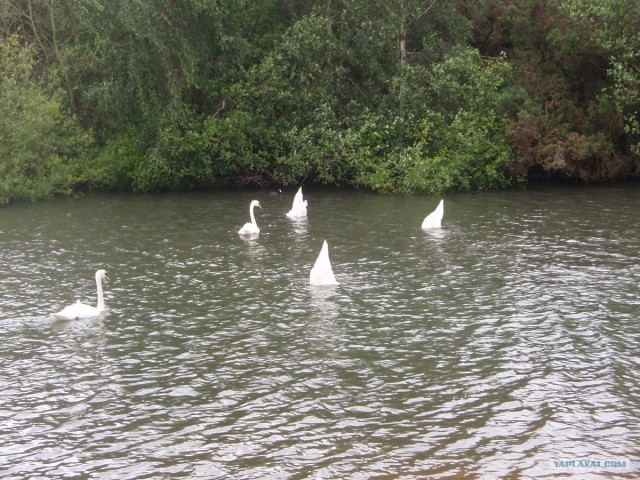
[250,200,262,209]
[95,269,110,282]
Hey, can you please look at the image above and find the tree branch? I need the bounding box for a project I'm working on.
[407,0,439,28]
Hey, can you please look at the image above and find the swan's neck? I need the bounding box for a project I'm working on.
[96,277,105,311]
[250,205,257,226]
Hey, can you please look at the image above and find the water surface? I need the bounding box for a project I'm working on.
[1,186,639,479]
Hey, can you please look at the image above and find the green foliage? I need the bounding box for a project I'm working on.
[212,13,368,187]
[203,110,275,184]
[219,13,496,193]
[562,0,640,155]
[349,112,515,194]
[276,110,351,185]
[349,47,521,193]
[1,0,638,204]
[90,130,146,189]
[0,38,93,204]
[129,120,215,192]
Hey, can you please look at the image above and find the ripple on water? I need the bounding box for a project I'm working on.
[1,187,640,478]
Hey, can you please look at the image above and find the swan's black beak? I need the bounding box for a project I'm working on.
[105,275,110,282]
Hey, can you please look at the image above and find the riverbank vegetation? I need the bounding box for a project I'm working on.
[1,0,639,204]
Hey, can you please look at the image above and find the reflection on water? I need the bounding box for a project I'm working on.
[1,186,639,479]
[51,313,108,334]
[308,285,340,321]
[286,215,309,238]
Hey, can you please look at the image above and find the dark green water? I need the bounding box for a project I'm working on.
[1,186,639,479]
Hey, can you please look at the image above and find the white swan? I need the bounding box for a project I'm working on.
[53,269,109,321]
[310,240,339,286]
[238,200,262,235]
[286,187,308,218]
[421,199,444,229]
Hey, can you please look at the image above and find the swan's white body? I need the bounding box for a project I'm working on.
[310,240,338,286]
[53,270,109,321]
[238,200,262,235]
[286,187,308,218]
[422,199,444,229]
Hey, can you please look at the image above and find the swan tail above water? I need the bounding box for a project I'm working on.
[422,199,444,229]
[286,187,308,218]
[286,203,307,218]
[310,240,338,286]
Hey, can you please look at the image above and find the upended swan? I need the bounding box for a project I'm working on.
[421,199,444,229]
[238,200,262,235]
[310,240,339,286]
[286,187,308,218]
[53,269,109,321]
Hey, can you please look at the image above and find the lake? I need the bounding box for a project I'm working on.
[1,185,639,479]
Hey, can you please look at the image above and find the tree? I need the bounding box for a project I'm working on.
[562,0,640,156]
[460,0,633,181]
[349,47,522,193]
[0,37,92,204]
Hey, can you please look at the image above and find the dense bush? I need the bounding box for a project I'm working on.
[1,1,638,204]
[0,38,93,204]
[348,48,524,193]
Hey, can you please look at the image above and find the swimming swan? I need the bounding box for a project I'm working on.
[421,199,444,229]
[53,269,109,321]
[286,187,308,218]
[310,240,338,286]
[238,200,262,235]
